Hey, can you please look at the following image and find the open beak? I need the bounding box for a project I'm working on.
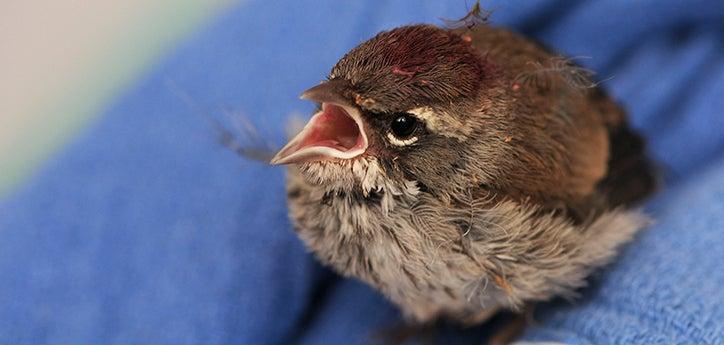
[270,82,368,165]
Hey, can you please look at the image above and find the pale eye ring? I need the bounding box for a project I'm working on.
[386,132,418,146]
[387,113,420,146]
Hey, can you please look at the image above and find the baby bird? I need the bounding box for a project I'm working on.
[270,20,655,327]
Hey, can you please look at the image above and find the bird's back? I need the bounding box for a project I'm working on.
[465,25,656,221]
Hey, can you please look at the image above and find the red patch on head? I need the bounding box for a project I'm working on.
[330,25,492,111]
[391,66,420,77]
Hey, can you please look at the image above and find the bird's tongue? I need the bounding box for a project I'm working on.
[270,104,367,164]
[299,105,361,151]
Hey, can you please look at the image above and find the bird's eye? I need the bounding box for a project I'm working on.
[390,114,418,138]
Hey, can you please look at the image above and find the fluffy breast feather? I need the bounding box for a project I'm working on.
[285,165,648,323]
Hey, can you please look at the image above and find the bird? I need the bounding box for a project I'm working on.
[268,9,656,339]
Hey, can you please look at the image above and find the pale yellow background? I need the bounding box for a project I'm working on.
[0,0,233,196]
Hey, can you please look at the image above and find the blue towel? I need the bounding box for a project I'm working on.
[1,1,723,344]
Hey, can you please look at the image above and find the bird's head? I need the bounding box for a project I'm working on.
[271,24,505,198]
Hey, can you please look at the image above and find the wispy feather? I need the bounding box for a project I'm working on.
[166,79,276,163]
[514,56,604,91]
[440,1,492,29]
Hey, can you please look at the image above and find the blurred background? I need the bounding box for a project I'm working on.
[0,0,232,196]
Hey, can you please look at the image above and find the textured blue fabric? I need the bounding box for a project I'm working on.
[1,1,723,344]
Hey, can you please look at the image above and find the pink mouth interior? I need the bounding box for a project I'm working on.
[299,104,364,151]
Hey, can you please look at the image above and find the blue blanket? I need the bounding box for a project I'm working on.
[1,1,723,344]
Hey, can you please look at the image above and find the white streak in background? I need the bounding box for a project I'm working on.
[284,112,307,139]
[0,0,234,196]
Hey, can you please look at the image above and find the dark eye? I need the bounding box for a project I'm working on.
[390,114,418,138]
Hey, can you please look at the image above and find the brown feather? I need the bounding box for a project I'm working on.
[282,22,656,326]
